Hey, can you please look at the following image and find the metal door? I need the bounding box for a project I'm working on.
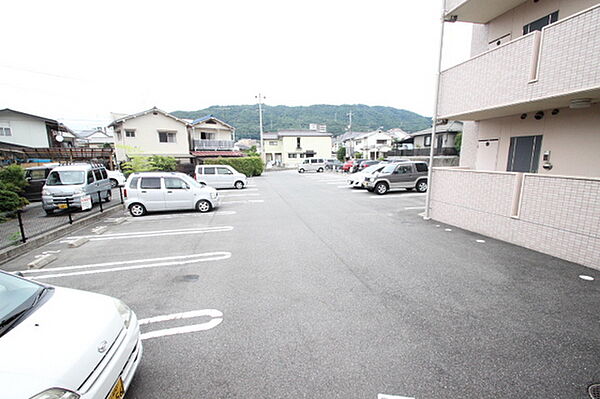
[139,177,166,211]
[163,177,194,210]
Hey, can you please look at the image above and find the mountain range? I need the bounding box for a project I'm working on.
[172,104,431,139]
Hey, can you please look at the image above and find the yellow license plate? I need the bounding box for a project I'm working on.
[107,377,125,399]
[57,203,68,209]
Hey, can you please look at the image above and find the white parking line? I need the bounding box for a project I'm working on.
[378,395,415,399]
[127,211,237,221]
[60,226,233,242]
[221,199,265,204]
[25,252,231,279]
[139,309,224,340]
[219,193,260,198]
[369,193,427,199]
[404,206,425,210]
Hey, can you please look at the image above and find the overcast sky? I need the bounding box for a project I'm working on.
[0,0,472,130]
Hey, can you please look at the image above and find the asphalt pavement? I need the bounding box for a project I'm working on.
[1,170,599,398]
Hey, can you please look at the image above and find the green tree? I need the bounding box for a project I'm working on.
[337,147,346,162]
[121,157,153,175]
[354,152,363,158]
[243,145,260,157]
[0,165,28,194]
[148,155,177,171]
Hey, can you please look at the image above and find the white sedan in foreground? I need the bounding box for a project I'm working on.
[0,270,142,399]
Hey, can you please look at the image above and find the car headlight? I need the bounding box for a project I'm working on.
[42,189,50,196]
[113,299,132,328]
[30,388,80,399]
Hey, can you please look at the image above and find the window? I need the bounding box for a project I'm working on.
[217,167,233,175]
[164,178,187,189]
[299,153,306,158]
[125,130,135,138]
[296,137,301,148]
[129,177,140,188]
[269,141,278,146]
[523,11,558,35]
[27,170,47,180]
[376,139,387,145]
[424,136,432,147]
[115,131,122,140]
[93,169,102,181]
[306,153,315,158]
[415,163,428,173]
[0,127,12,136]
[87,171,95,184]
[140,177,161,189]
[395,165,412,174]
[507,135,543,173]
[288,153,297,158]
[200,132,215,140]
[158,132,176,143]
[100,168,108,179]
[47,171,85,186]
[203,167,216,175]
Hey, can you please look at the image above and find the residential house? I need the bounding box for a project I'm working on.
[75,128,114,149]
[429,0,600,270]
[406,121,462,156]
[109,107,192,164]
[189,115,237,159]
[264,130,333,167]
[0,108,76,149]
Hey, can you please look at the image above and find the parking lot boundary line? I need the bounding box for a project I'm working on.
[140,318,223,340]
[369,193,427,199]
[219,193,260,198]
[139,309,223,325]
[29,252,232,279]
[64,226,233,240]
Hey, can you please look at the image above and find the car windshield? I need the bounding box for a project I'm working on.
[362,165,381,174]
[180,174,205,188]
[46,170,85,186]
[0,272,44,337]
[381,163,398,174]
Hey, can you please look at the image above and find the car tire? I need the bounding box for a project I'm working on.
[196,199,212,213]
[104,190,112,202]
[109,179,118,188]
[317,167,324,173]
[298,168,305,173]
[375,182,388,195]
[129,203,146,217]
[234,181,244,189]
[416,180,428,193]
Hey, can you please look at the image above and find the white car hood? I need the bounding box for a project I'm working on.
[0,287,123,398]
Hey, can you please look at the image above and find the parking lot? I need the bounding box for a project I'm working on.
[2,170,599,398]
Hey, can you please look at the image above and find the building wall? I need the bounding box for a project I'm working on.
[475,104,600,178]
[114,113,190,162]
[281,136,333,167]
[430,168,600,270]
[482,0,598,54]
[192,122,233,141]
[0,111,49,148]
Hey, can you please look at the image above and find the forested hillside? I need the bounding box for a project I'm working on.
[172,104,431,139]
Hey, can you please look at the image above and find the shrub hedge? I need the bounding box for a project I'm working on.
[209,157,263,177]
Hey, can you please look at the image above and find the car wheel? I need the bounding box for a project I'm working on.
[298,168,305,173]
[129,203,146,217]
[196,199,212,213]
[375,182,388,195]
[317,167,324,173]
[109,179,118,188]
[416,180,428,193]
[104,190,112,202]
[234,181,244,189]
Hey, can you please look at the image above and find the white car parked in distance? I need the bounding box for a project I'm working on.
[195,164,247,189]
[347,164,386,188]
[124,171,220,216]
[107,170,126,188]
[0,270,142,399]
[298,158,326,173]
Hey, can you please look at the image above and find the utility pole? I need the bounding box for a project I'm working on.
[347,111,353,158]
[255,93,265,160]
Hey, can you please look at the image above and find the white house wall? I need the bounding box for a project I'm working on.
[0,111,49,148]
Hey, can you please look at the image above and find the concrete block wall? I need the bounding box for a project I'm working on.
[430,168,600,270]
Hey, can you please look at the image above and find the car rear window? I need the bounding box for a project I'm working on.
[27,169,47,179]
[140,177,161,189]
[415,163,428,172]
[204,167,216,175]
[100,168,108,179]
[93,169,102,181]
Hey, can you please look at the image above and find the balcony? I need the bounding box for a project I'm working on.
[192,139,234,151]
[438,4,600,120]
[445,0,527,23]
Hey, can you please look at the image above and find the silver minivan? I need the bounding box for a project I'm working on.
[42,163,112,215]
[194,164,247,189]
[124,172,220,216]
[297,158,325,173]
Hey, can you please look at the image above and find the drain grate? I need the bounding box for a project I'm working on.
[589,384,600,399]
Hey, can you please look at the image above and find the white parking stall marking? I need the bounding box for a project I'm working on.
[404,206,425,210]
[23,252,231,279]
[219,193,261,198]
[60,226,233,242]
[139,309,223,340]
[369,193,427,199]
[378,394,415,399]
[127,211,237,221]
[221,199,265,204]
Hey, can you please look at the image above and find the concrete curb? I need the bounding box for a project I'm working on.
[0,205,124,265]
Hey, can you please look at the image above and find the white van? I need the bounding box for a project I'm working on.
[298,158,325,173]
[195,164,247,189]
[124,172,220,216]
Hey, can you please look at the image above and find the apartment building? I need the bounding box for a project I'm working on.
[263,130,333,167]
[429,0,600,270]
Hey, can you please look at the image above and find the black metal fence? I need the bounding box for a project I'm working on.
[0,187,124,250]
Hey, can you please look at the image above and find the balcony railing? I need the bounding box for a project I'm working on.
[438,4,600,120]
[192,140,234,150]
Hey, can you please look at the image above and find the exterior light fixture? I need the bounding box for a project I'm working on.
[520,113,527,119]
[534,111,544,120]
[551,109,560,115]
